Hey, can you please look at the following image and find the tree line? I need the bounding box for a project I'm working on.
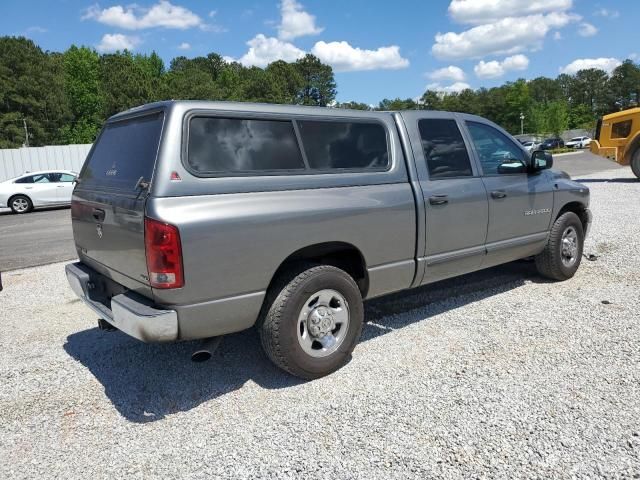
[1,35,639,148]
[363,60,640,137]
[0,36,336,148]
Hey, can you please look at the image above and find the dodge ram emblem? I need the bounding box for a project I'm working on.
[96,224,103,239]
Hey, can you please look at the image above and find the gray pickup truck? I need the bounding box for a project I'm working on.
[66,101,592,379]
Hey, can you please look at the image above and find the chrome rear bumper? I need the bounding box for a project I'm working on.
[65,262,178,342]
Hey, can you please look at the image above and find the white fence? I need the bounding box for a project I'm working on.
[0,144,92,182]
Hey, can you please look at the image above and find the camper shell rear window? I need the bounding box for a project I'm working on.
[79,111,164,190]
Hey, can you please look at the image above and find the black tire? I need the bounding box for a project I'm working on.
[260,264,364,380]
[9,195,33,214]
[535,211,584,281]
[631,148,640,179]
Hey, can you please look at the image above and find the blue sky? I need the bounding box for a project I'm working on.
[1,0,638,104]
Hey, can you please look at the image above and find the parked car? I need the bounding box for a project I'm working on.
[521,140,541,153]
[541,138,565,150]
[66,101,592,379]
[565,136,592,149]
[0,170,77,214]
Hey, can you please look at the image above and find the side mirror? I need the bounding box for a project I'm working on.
[531,150,553,171]
[498,159,527,174]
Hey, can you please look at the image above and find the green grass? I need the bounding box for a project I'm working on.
[549,147,575,154]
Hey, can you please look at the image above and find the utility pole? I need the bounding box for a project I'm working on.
[22,118,30,148]
[519,112,525,136]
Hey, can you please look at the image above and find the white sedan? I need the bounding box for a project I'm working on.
[565,136,592,149]
[0,170,77,214]
[521,141,541,153]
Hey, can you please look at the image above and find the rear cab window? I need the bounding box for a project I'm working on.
[418,119,473,179]
[185,115,390,176]
[79,111,164,190]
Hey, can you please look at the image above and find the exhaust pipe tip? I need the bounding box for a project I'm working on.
[191,350,212,363]
[191,336,223,363]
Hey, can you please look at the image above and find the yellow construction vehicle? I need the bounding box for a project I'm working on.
[590,107,640,178]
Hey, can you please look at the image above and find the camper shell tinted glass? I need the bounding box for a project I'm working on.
[187,117,305,174]
[79,111,164,190]
[297,120,389,171]
[184,113,390,176]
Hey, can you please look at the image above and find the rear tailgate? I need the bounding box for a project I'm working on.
[71,111,164,294]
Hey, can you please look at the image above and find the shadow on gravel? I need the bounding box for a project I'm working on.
[574,178,638,183]
[64,261,538,423]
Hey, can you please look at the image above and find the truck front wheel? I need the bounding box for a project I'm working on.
[260,264,364,379]
[535,212,584,281]
[631,148,640,179]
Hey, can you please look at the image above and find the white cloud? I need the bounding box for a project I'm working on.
[578,22,598,37]
[474,61,503,79]
[26,26,47,34]
[311,41,409,72]
[474,54,529,78]
[278,0,323,40]
[554,31,563,40]
[96,33,141,52]
[502,54,530,71]
[432,12,580,60]
[235,34,305,67]
[427,65,466,82]
[83,1,205,30]
[448,0,572,24]
[594,8,619,19]
[177,42,191,50]
[560,57,622,75]
[426,82,472,94]
[630,53,639,61]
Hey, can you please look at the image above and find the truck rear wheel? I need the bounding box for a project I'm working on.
[631,148,640,179]
[535,212,584,281]
[260,264,364,379]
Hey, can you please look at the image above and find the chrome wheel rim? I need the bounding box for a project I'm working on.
[560,226,579,267]
[12,198,28,212]
[297,289,350,358]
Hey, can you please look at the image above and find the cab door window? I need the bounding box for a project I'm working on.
[59,174,76,182]
[32,174,52,183]
[611,120,632,139]
[466,122,527,175]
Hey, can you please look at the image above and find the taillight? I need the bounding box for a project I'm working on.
[144,217,184,289]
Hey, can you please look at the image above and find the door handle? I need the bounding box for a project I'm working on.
[92,208,105,222]
[429,195,449,206]
[56,185,65,188]
[491,190,507,199]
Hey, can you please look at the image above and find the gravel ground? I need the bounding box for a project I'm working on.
[0,168,639,479]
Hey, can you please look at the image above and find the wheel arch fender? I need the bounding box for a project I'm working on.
[555,201,590,234]
[266,241,369,298]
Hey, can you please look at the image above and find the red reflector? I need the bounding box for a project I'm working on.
[144,217,184,289]
[170,171,181,181]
